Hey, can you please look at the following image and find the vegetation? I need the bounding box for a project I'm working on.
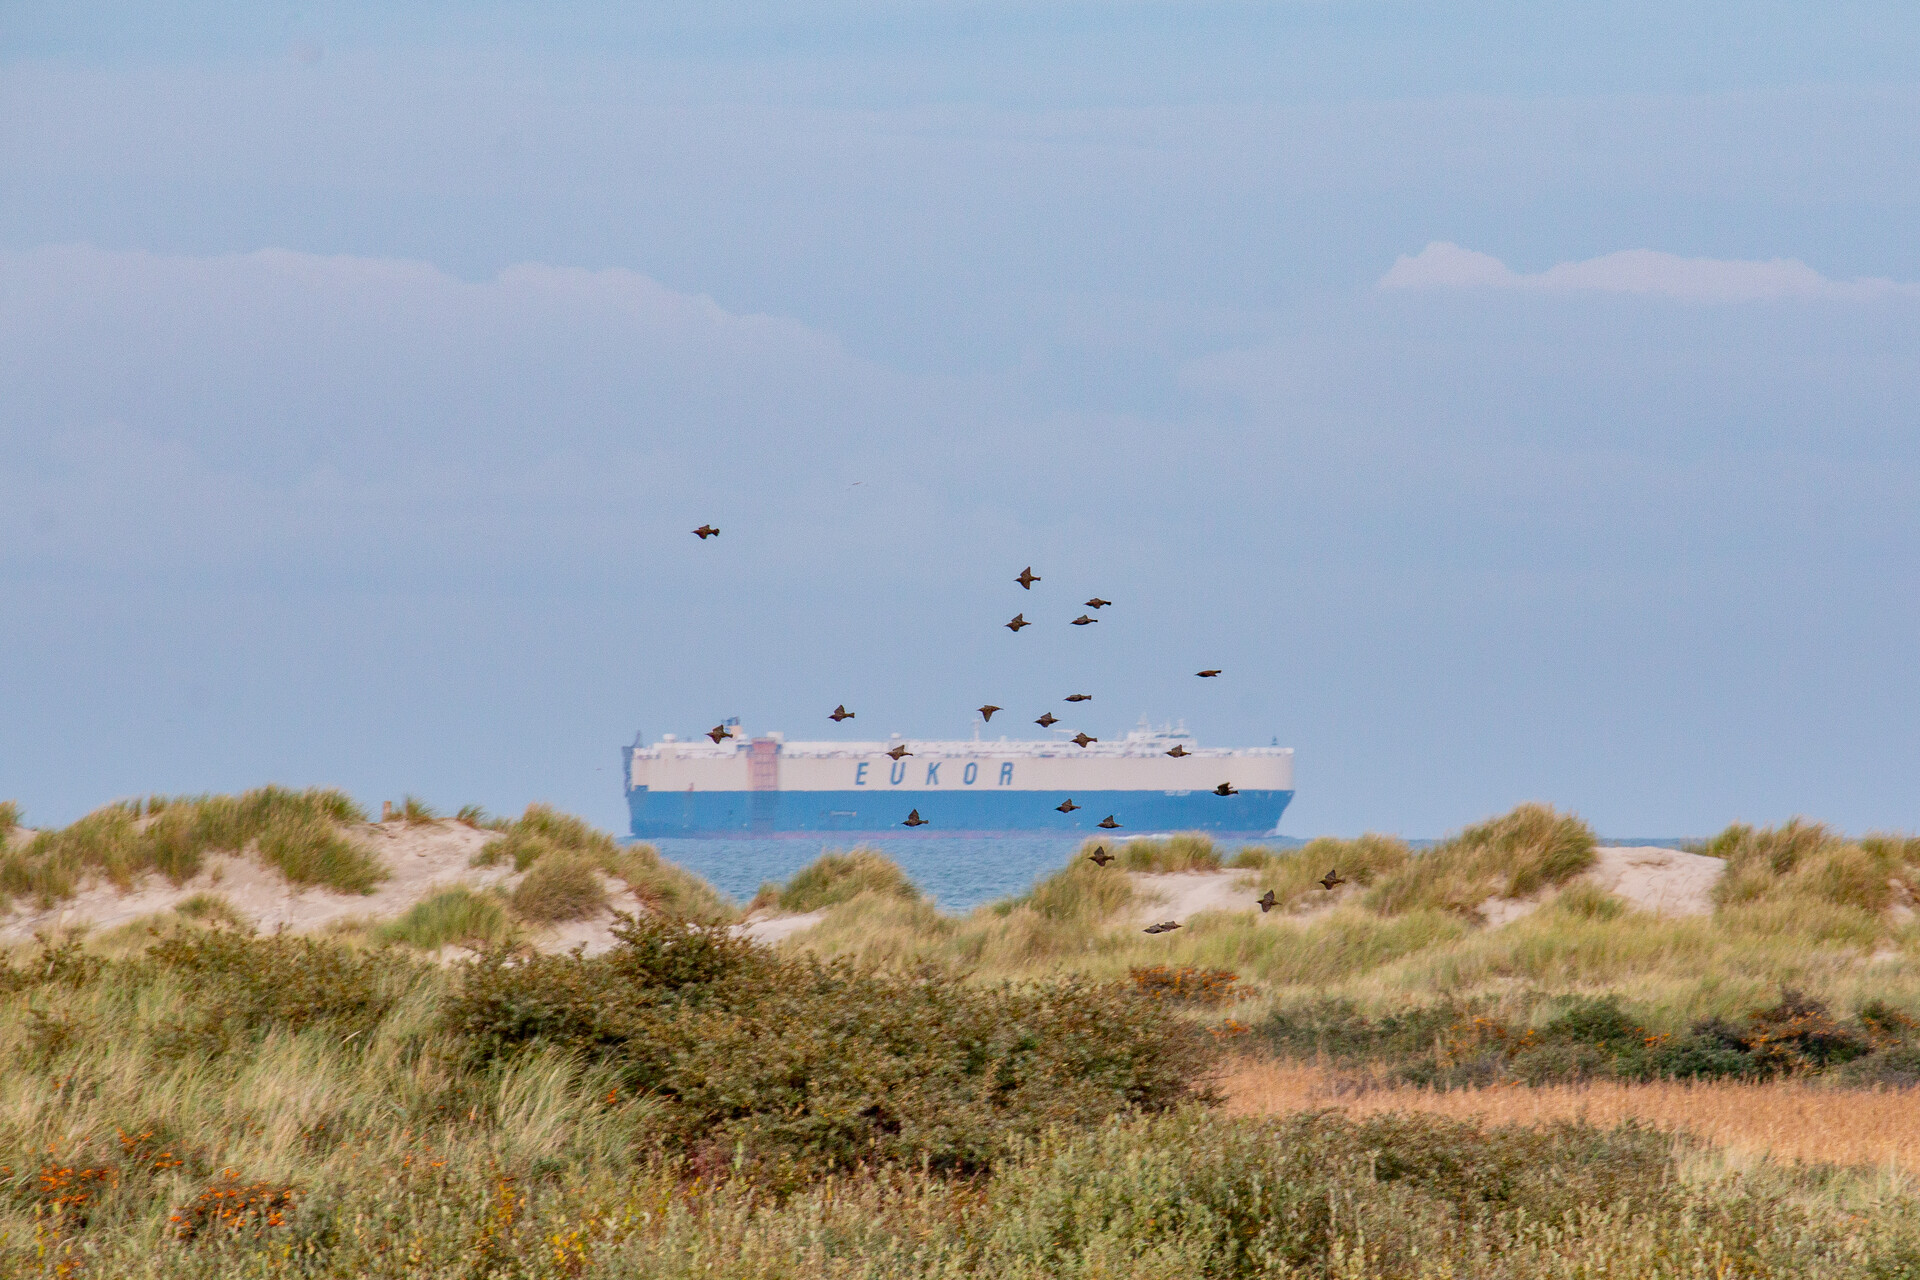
[1363,802,1596,915]
[475,802,732,921]
[750,847,922,913]
[375,886,516,949]
[508,854,609,922]
[0,787,383,906]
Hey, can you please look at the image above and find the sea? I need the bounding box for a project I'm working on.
[643,834,1697,915]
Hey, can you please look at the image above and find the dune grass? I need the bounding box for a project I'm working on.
[1364,802,1596,915]
[375,886,517,949]
[750,847,922,914]
[474,803,733,922]
[508,855,609,922]
[0,787,383,907]
[1709,818,1920,915]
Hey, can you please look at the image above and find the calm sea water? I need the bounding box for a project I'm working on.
[641,834,1695,915]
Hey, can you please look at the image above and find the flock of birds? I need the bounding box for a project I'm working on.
[693,526,1343,933]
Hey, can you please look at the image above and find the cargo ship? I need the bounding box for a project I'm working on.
[623,720,1294,837]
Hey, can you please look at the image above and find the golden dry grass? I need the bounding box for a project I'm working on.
[1223,1057,1920,1174]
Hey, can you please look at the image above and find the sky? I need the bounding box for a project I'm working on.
[3,2,1919,839]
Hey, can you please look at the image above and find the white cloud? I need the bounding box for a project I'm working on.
[1379,241,1920,302]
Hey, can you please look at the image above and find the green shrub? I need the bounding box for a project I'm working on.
[144,928,415,1040]
[766,848,920,913]
[1366,803,1596,917]
[445,913,1220,1178]
[377,887,515,949]
[509,855,609,923]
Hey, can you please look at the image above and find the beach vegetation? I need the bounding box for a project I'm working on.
[750,847,921,914]
[1365,802,1596,915]
[508,854,609,922]
[376,886,516,949]
[475,803,732,921]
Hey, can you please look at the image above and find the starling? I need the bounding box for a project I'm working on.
[1087,846,1114,867]
[887,744,913,760]
[1065,693,1092,703]
[1257,889,1279,913]
[1070,614,1097,626]
[1165,744,1189,758]
[1035,712,1060,728]
[1319,869,1346,892]
[1143,920,1182,935]
[1072,732,1098,748]
[1085,597,1111,609]
[1212,782,1238,797]
[1056,798,1080,813]
[693,525,719,539]
[1197,669,1222,678]
[830,705,855,722]
[1016,566,1041,589]
[902,809,928,827]
[1097,814,1120,829]
[707,724,733,743]
[1006,613,1031,632]
[978,704,1001,722]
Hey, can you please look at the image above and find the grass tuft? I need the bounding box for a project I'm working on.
[509,855,609,923]
[1366,802,1596,916]
[1117,832,1223,872]
[377,886,516,949]
[398,795,438,824]
[759,848,921,914]
[477,803,733,921]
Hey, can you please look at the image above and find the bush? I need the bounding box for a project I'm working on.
[509,855,609,923]
[1365,803,1596,917]
[143,928,414,1040]
[763,848,921,913]
[445,913,1220,1178]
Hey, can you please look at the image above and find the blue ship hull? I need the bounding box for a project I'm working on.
[626,787,1294,838]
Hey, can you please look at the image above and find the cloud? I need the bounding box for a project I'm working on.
[1379,241,1920,303]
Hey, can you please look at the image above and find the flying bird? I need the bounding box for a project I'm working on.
[1065,693,1092,703]
[707,724,733,743]
[978,704,1001,722]
[830,705,855,722]
[1035,712,1060,728]
[1056,798,1080,813]
[1006,614,1031,632]
[1097,814,1120,829]
[1257,889,1279,913]
[1087,846,1114,867]
[902,809,928,827]
[693,525,719,539]
[1143,920,1182,935]
[1196,669,1222,678]
[887,744,913,760]
[1165,744,1189,758]
[1085,598,1110,609]
[1072,733,1098,748]
[1016,567,1041,589]
[1319,869,1347,892]
[1070,614,1097,626]
[1212,782,1238,797]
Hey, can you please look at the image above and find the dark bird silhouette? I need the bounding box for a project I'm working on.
[1035,712,1060,728]
[1073,732,1098,748]
[1143,920,1182,934]
[1016,566,1040,589]
[1197,669,1222,678]
[1212,782,1238,797]
[1165,744,1189,758]
[1097,814,1120,829]
[887,744,913,760]
[1006,613,1030,631]
[1319,869,1347,892]
[1087,846,1114,867]
[902,809,928,827]
[830,705,855,722]
[1056,798,1080,813]
[1085,598,1111,609]
[693,525,719,539]
[1065,693,1092,702]
[1257,889,1279,913]
[978,704,1001,722]
[707,724,733,743]
[1070,614,1097,626]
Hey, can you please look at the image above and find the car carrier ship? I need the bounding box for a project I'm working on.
[623,720,1294,837]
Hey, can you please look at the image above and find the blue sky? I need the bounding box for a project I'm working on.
[3,2,1918,838]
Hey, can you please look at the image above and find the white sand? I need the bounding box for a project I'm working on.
[1128,870,1262,925]
[738,909,828,944]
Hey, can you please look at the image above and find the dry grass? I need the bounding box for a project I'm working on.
[1365,802,1596,916]
[1222,1058,1920,1174]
